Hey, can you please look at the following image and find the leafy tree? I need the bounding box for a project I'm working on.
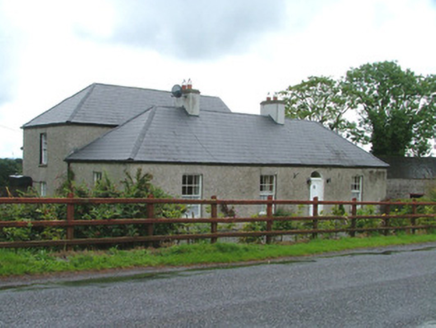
[282,61,436,157]
[281,76,357,140]
[343,61,436,156]
[0,158,22,186]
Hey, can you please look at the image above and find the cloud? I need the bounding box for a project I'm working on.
[97,0,288,60]
[0,9,14,105]
[0,50,11,106]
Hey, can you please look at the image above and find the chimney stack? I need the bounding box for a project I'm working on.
[260,93,285,124]
[174,79,200,116]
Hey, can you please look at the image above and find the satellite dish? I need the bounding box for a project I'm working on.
[171,84,183,98]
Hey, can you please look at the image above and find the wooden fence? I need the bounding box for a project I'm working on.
[0,195,435,248]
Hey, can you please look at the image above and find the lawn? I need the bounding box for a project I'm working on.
[1,233,436,277]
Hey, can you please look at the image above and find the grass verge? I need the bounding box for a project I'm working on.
[1,233,436,277]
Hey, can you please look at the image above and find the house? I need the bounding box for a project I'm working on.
[22,83,231,197]
[22,82,388,216]
[378,156,436,199]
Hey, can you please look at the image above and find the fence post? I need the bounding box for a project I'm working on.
[211,196,218,244]
[266,195,273,244]
[66,192,75,245]
[312,197,318,239]
[411,199,417,234]
[147,194,155,247]
[384,202,390,236]
[350,198,357,237]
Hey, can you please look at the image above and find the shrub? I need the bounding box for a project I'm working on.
[317,205,349,239]
[239,207,303,244]
[239,218,266,244]
[0,169,185,246]
[354,205,383,235]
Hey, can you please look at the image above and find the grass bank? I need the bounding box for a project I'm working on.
[1,233,436,277]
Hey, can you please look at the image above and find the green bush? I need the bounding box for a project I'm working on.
[0,169,185,245]
[354,205,383,235]
[317,205,349,238]
[239,207,303,244]
[239,218,266,244]
[0,185,66,241]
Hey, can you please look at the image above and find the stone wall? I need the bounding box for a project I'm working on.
[386,179,436,199]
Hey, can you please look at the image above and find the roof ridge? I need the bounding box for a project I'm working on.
[128,106,157,160]
[66,84,96,122]
[94,82,172,94]
[79,82,222,99]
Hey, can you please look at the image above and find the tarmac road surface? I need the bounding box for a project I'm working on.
[1,243,436,328]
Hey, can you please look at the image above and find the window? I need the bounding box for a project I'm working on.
[39,133,47,165]
[40,182,47,197]
[351,176,363,202]
[260,175,276,214]
[93,172,102,185]
[182,175,202,218]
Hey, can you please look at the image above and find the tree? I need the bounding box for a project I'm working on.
[281,76,356,140]
[0,158,22,186]
[343,61,436,157]
[282,61,436,157]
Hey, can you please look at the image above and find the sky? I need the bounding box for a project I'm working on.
[0,0,435,158]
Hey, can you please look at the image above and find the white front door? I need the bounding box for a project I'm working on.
[310,178,324,215]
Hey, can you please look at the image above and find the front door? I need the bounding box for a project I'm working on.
[309,178,324,215]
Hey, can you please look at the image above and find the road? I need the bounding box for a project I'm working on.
[1,243,436,328]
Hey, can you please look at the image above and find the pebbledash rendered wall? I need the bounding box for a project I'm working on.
[22,125,113,195]
[69,162,387,216]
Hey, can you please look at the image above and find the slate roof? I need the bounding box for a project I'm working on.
[378,157,436,179]
[23,83,230,127]
[66,106,388,168]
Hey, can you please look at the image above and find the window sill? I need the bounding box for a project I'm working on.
[39,164,48,168]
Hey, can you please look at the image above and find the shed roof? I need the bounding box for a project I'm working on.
[379,157,436,179]
[66,105,388,168]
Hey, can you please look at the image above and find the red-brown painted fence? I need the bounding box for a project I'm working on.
[0,195,435,248]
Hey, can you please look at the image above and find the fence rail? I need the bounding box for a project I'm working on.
[1,195,435,248]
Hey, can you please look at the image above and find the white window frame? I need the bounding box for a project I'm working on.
[182,174,202,218]
[260,175,276,215]
[351,175,363,202]
[93,171,102,185]
[40,182,47,197]
[40,133,47,165]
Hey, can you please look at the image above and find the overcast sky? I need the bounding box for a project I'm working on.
[0,0,435,158]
